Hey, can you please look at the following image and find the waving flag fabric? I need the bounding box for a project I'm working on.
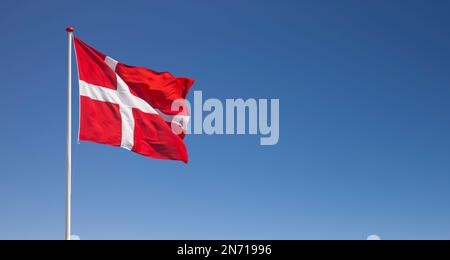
[74,37,193,163]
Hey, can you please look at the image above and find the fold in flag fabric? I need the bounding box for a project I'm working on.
[74,37,194,163]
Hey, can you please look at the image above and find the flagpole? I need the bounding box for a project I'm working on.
[65,26,74,241]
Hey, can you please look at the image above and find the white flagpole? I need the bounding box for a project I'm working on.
[65,26,74,241]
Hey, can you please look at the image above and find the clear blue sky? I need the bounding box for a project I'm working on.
[1,0,450,240]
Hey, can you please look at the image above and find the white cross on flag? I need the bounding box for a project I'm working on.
[74,37,193,163]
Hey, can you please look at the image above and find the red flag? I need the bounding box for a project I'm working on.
[74,37,193,163]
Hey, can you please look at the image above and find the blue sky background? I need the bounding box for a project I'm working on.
[1,0,450,240]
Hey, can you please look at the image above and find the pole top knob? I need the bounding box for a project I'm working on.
[66,26,75,32]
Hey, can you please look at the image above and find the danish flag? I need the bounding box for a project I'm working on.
[74,37,193,163]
